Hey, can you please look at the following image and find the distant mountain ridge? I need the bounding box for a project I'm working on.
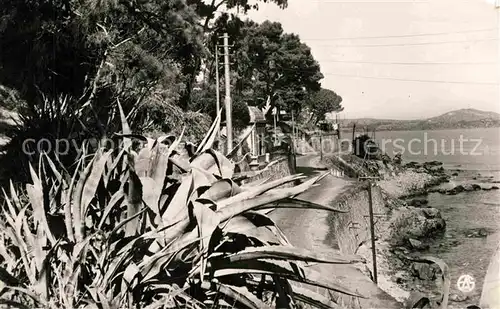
[427,108,500,123]
[338,108,500,131]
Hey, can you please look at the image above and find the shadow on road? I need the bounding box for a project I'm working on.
[296,165,328,177]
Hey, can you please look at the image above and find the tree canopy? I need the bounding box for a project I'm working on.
[203,17,323,113]
[306,88,344,124]
[178,0,288,108]
[0,0,204,126]
[0,0,335,133]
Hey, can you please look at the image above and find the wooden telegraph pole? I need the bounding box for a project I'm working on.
[215,44,221,141]
[222,33,233,153]
[291,110,297,172]
[273,107,277,145]
[359,176,380,284]
[319,131,323,161]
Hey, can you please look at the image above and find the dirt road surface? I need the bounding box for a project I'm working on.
[269,155,402,309]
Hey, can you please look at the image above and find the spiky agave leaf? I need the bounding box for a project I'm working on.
[204,280,273,309]
[221,211,292,246]
[195,108,222,156]
[0,107,367,309]
[227,124,255,159]
[218,246,364,265]
[217,173,325,222]
[292,285,342,309]
[212,259,366,298]
[256,197,348,214]
[117,99,132,151]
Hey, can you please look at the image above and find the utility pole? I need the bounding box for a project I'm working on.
[215,44,221,141]
[367,180,377,284]
[273,107,277,146]
[215,45,220,118]
[223,33,233,153]
[291,110,297,171]
[319,131,323,161]
[359,176,380,284]
[352,123,356,155]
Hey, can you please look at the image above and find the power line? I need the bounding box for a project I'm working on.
[303,28,497,41]
[323,73,498,85]
[314,38,497,47]
[264,65,498,85]
[316,60,497,65]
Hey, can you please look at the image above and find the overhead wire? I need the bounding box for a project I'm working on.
[315,60,496,65]
[315,73,498,85]
[310,38,497,47]
[302,28,497,41]
[270,66,498,85]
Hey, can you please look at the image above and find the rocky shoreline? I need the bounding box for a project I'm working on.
[324,154,500,307]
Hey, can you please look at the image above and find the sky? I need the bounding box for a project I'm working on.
[238,0,500,119]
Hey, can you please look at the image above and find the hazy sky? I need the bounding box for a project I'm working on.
[240,0,499,119]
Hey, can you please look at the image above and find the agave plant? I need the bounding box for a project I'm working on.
[0,104,366,308]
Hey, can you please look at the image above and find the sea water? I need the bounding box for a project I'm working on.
[376,127,500,306]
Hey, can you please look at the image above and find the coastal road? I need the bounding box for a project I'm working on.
[269,154,402,309]
[269,154,349,250]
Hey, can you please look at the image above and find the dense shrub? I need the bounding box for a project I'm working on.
[0,106,365,308]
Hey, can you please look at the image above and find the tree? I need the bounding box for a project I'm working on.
[205,17,323,114]
[189,0,287,32]
[306,88,344,124]
[0,0,208,184]
[0,0,205,127]
[179,0,288,109]
[189,83,250,131]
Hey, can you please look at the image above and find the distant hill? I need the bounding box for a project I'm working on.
[338,108,500,132]
[427,108,500,123]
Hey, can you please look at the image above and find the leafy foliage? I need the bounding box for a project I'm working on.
[0,0,204,124]
[306,88,343,125]
[0,94,211,188]
[0,106,365,308]
[0,95,94,185]
[205,18,323,113]
[189,0,288,31]
[180,0,289,108]
[190,85,251,131]
[0,0,328,130]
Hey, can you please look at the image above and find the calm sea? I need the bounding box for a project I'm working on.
[376,127,500,306]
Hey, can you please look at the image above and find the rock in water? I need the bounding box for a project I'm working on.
[449,185,465,195]
[407,198,429,207]
[463,183,482,191]
[420,208,438,218]
[465,227,489,238]
[424,161,443,167]
[409,238,430,250]
[405,161,421,168]
[449,293,468,302]
[411,262,437,280]
[482,186,499,191]
[389,206,446,246]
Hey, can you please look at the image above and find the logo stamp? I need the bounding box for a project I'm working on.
[457,274,476,293]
